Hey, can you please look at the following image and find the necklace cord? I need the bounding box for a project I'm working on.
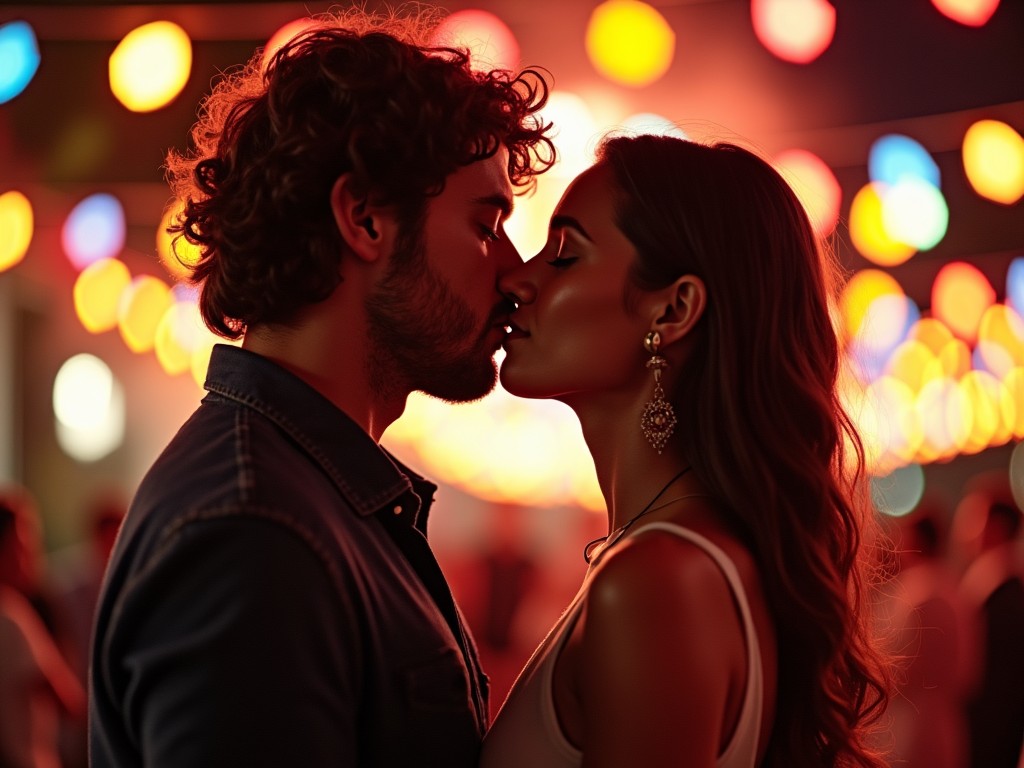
[583,466,693,564]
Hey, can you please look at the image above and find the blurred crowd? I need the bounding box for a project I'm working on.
[1,472,1021,768]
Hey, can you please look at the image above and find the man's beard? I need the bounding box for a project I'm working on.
[364,221,501,404]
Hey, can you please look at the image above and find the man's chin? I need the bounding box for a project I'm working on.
[418,357,498,404]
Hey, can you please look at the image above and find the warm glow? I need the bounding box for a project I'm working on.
[774,149,841,236]
[931,0,1000,26]
[848,183,917,266]
[62,193,126,271]
[537,91,599,179]
[505,175,573,264]
[73,258,132,333]
[750,0,836,64]
[586,0,676,87]
[0,190,33,272]
[262,18,318,73]
[936,338,972,380]
[0,20,40,104]
[432,9,520,72]
[962,119,1024,205]
[976,303,1024,378]
[931,261,996,345]
[157,201,202,281]
[109,21,192,112]
[860,375,922,473]
[52,353,126,462]
[385,384,603,511]
[118,275,173,353]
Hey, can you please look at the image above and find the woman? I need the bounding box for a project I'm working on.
[480,135,889,767]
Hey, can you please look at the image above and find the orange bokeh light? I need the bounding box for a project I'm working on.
[931,261,996,345]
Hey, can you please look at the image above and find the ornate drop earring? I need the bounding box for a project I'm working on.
[640,331,677,454]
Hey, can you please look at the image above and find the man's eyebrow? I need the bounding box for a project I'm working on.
[550,215,592,241]
[474,193,513,218]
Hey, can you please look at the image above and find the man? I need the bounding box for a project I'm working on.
[89,9,553,767]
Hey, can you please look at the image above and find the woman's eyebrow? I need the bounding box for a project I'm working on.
[550,215,592,241]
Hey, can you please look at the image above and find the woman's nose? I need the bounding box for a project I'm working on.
[498,256,538,306]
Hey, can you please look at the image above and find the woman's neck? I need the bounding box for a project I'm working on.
[570,395,694,532]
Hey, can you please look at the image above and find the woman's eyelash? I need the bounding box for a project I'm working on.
[546,255,578,268]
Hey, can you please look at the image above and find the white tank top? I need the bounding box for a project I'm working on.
[480,523,764,768]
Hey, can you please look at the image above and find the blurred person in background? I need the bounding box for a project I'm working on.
[873,494,975,768]
[954,472,1024,768]
[0,486,85,768]
[88,6,554,768]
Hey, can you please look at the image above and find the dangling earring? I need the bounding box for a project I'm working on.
[640,331,676,454]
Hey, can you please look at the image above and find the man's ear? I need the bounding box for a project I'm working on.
[330,173,395,263]
[647,274,707,348]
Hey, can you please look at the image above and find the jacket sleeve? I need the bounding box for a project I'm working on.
[96,514,361,767]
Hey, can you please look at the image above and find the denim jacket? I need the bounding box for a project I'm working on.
[90,345,489,767]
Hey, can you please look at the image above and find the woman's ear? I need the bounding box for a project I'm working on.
[648,274,706,348]
[330,173,395,263]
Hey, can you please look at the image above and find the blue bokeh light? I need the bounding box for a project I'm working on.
[0,21,41,104]
[868,134,941,189]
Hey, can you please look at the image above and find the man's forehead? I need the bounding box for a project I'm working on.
[451,148,513,209]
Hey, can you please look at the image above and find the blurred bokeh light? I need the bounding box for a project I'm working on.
[73,257,131,333]
[0,20,41,104]
[262,18,318,72]
[586,0,675,87]
[117,275,173,353]
[109,21,192,112]
[0,190,33,272]
[871,463,926,517]
[931,261,996,345]
[432,9,520,72]
[52,354,126,462]
[930,0,1000,26]
[750,0,836,64]
[157,202,202,281]
[880,178,948,251]
[62,193,126,271]
[962,119,1024,204]
[869,134,941,188]
[774,148,841,236]
[849,183,917,266]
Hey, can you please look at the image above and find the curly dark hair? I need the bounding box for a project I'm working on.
[599,134,891,768]
[165,7,555,338]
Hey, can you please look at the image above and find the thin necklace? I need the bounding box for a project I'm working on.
[584,466,693,564]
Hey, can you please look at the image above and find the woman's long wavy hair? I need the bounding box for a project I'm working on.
[165,7,554,338]
[601,134,889,767]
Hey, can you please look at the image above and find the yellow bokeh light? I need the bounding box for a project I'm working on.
[1003,367,1024,439]
[0,189,33,272]
[936,337,972,381]
[74,257,132,333]
[959,370,1007,453]
[155,301,205,375]
[884,339,935,393]
[118,274,173,352]
[157,202,202,281]
[774,149,841,237]
[862,375,922,475]
[916,376,971,457]
[977,303,1024,378]
[931,261,996,345]
[962,119,1024,204]
[908,317,954,355]
[839,268,905,343]
[586,0,675,87]
[109,21,192,112]
[848,183,917,266]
